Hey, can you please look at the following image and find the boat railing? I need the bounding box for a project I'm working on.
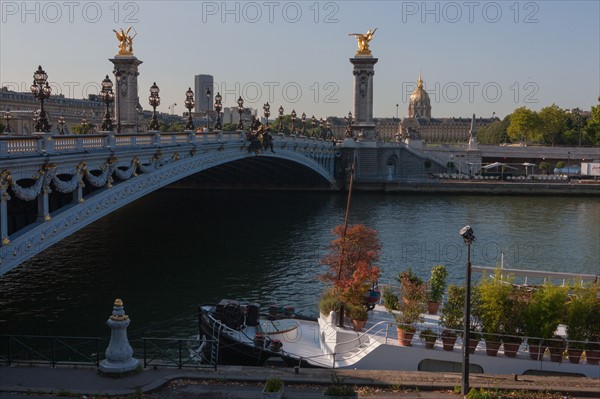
[472,265,598,287]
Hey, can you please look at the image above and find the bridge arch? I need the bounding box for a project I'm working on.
[0,132,337,275]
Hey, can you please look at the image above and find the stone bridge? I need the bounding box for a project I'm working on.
[0,131,337,275]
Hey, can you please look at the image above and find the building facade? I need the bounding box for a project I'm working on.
[0,87,104,134]
[400,74,498,143]
[194,75,213,114]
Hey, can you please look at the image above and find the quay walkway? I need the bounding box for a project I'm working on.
[1,365,599,398]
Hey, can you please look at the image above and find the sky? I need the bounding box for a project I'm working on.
[1,0,599,120]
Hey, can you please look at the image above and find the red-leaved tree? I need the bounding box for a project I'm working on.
[321,224,381,306]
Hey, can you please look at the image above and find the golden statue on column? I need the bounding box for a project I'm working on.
[349,28,377,56]
[113,27,137,56]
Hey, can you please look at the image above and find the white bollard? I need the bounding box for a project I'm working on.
[98,298,140,374]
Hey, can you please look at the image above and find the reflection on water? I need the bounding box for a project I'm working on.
[1,190,598,339]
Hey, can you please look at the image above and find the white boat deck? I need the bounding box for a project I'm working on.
[209,304,599,377]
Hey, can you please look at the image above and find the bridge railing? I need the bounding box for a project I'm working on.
[0,130,337,159]
[0,131,260,157]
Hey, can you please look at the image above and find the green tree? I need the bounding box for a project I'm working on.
[539,104,567,146]
[477,116,510,144]
[222,122,237,131]
[584,97,600,146]
[0,121,5,133]
[507,107,542,145]
[71,124,95,134]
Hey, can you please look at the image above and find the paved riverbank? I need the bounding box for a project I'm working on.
[1,365,599,397]
[354,180,600,195]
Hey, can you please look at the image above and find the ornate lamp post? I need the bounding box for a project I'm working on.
[3,109,12,134]
[81,114,88,134]
[326,119,332,139]
[114,71,122,133]
[290,109,297,134]
[30,65,52,132]
[148,82,160,131]
[459,225,475,398]
[236,96,244,130]
[263,102,271,126]
[278,105,284,132]
[100,75,114,131]
[184,87,195,131]
[57,114,66,135]
[301,112,306,135]
[345,111,354,138]
[319,117,325,139]
[214,92,222,130]
[205,87,212,130]
[310,115,317,137]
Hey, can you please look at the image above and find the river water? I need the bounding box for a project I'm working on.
[0,190,598,340]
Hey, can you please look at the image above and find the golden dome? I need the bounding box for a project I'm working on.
[409,72,430,103]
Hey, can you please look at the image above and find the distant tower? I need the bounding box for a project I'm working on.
[194,75,213,113]
[408,72,431,119]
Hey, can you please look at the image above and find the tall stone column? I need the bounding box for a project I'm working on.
[350,56,378,141]
[110,56,143,133]
[99,298,140,374]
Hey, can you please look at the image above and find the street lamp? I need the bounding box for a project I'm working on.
[319,117,325,139]
[278,105,284,132]
[3,109,12,134]
[81,114,88,134]
[236,96,244,130]
[263,102,270,126]
[214,92,222,130]
[290,109,297,134]
[184,87,195,131]
[57,114,66,135]
[326,119,332,140]
[148,82,160,131]
[311,115,317,137]
[99,75,114,131]
[301,112,306,135]
[30,65,52,132]
[345,111,354,138]
[205,87,212,130]
[459,225,475,398]
[396,103,399,119]
[114,70,122,133]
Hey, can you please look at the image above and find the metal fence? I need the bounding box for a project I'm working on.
[0,335,103,367]
[141,337,218,370]
[0,335,219,370]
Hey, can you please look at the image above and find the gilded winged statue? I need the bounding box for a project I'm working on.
[113,27,136,55]
[348,28,377,56]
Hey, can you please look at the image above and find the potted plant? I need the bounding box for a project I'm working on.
[395,269,427,346]
[565,283,597,364]
[419,328,437,349]
[547,335,566,363]
[500,287,527,358]
[347,303,368,331]
[439,284,464,351]
[523,283,568,361]
[382,285,399,312]
[319,224,381,326]
[479,271,519,356]
[319,288,340,318]
[323,373,357,398]
[586,293,600,365]
[428,264,448,314]
[262,377,284,399]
